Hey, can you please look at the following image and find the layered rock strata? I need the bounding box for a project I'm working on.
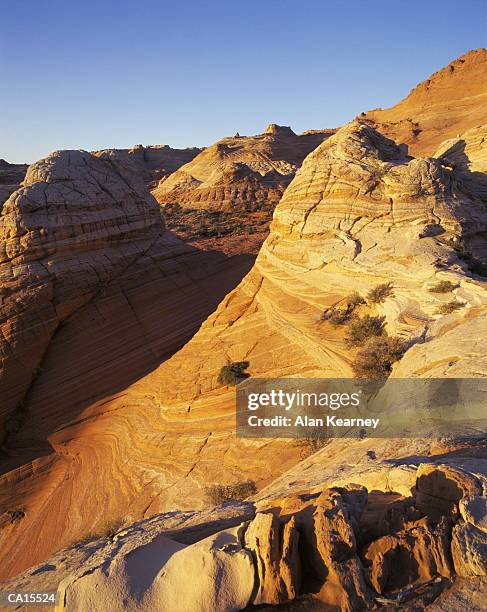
[93,143,201,189]
[0,150,252,456]
[0,159,28,207]
[153,124,333,213]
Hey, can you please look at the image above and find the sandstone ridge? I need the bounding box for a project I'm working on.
[152,124,334,212]
[361,48,487,156]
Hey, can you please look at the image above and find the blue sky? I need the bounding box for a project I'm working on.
[1,0,486,163]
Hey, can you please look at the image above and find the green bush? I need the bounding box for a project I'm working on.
[206,480,257,505]
[429,280,457,293]
[345,315,385,347]
[367,282,394,304]
[352,336,406,378]
[218,361,250,385]
[436,300,463,315]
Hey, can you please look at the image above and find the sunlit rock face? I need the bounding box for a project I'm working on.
[152,124,334,212]
[361,49,487,156]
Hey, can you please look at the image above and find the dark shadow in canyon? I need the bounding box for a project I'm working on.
[0,239,255,475]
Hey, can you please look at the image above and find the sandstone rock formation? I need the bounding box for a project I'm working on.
[0,158,28,207]
[1,120,486,584]
[93,143,201,189]
[153,125,332,211]
[361,49,487,156]
[153,125,334,254]
[3,460,486,610]
[0,148,256,575]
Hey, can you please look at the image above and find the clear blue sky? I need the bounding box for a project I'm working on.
[1,0,486,163]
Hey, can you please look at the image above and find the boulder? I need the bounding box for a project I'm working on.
[415,463,482,518]
[150,525,255,612]
[244,512,299,604]
[361,517,453,594]
[451,521,487,577]
[57,535,186,612]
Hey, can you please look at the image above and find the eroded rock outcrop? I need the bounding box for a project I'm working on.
[93,144,201,189]
[0,158,28,208]
[152,126,334,254]
[152,125,333,212]
[361,48,487,156]
[7,460,486,611]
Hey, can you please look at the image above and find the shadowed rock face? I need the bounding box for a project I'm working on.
[361,48,487,156]
[0,159,28,208]
[152,124,334,212]
[0,150,164,432]
[1,121,486,582]
[0,149,253,464]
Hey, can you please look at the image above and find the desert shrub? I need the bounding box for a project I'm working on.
[436,300,463,315]
[163,202,273,241]
[346,292,366,308]
[429,280,457,293]
[206,480,257,505]
[345,315,385,347]
[352,336,406,378]
[72,518,124,546]
[6,509,25,524]
[218,361,250,385]
[299,435,329,455]
[321,293,365,326]
[321,307,352,326]
[367,282,394,304]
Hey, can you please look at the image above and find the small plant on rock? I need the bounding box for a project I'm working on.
[6,509,25,524]
[321,293,365,326]
[367,282,394,304]
[346,292,366,308]
[345,315,386,347]
[436,300,463,315]
[206,480,257,505]
[352,336,406,378]
[218,361,250,386]
[321,307,352,326]
[429,280,457,293]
